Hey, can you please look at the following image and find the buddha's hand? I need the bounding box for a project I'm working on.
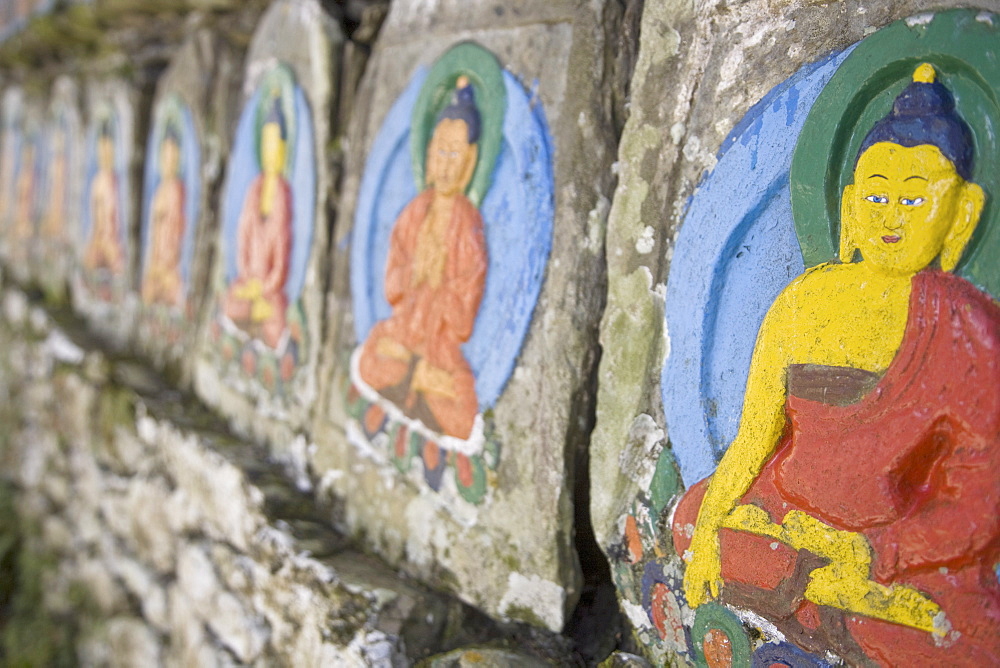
[233,278,263,301]
[682,529,723,608]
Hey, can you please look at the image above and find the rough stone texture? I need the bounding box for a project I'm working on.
[193,0,342,450]
[33,75,85,303]
[70,74,142,351]
[0,282,565,666]
[132,29,240,381]
[589,0,990,665]
[313,0,628,633]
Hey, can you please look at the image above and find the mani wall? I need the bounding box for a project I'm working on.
[0,0,997,666]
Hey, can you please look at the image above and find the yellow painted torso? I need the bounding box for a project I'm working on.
[768,261,912,374]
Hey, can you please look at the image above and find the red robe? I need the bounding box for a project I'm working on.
[359,188,486,439]
[224,175,292,349]
[674,270,1000,665]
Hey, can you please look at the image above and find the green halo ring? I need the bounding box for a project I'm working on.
[790,8,1000,299]
[252,63,298,178]
[690,602,751,667]
[410,41,506,208]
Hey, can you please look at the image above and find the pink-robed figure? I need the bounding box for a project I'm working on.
[142,126,186,308]
[223,100,292,349]
[358,78,487,440]
[83,120,125,275]
[13,139,35,248]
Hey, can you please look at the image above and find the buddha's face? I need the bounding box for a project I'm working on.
[260,122,286,176]
[97,134,114,171]
[841,142,985,275]
[426,118,477,197]
[159,137,180,178]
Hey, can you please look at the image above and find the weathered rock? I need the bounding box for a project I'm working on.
[71,75,140,350]
[193,0,343,448]
[591,2,1000,665]
[134,29,237,379]
[420,647,549,668]
[33,75,84,302]
[312,0,626,632]
[0,281,572,665]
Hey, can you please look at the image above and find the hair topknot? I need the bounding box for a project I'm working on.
[856,63,974,180]
[436,77,481,143]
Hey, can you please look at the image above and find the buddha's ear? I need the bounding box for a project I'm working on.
[459,143,478,192]
[940,181,986,272]
[839,183,859,263]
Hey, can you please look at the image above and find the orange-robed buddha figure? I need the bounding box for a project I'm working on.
[358,78,487,440]
[141,123,186,308]
[223,99,292,349]
[672,64,1000,665]
[42,124,67,242]
[83,120,125,275]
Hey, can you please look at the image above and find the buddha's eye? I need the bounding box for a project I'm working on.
[900,197,925,206]
[865,194,889,204]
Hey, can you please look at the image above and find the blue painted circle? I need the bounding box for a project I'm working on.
[661,48,856,487]
[351,69,554,409]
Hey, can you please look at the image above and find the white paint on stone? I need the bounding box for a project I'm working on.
[905,13,935,27]
[621,598,652,633]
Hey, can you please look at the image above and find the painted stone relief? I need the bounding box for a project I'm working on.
[9,104,41,270]
[139,94,200,344]
[36,77,83,296]
[80,99,131,302]
[0,87,24,261]
[208,64,315,394]
[345,41,553,505]
[612,11,999,667]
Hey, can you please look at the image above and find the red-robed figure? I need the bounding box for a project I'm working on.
[83,120,125,276]
[223,98,292,349]
[672,64,1000,665]
[142,123,186,309]
[358,77,487,440]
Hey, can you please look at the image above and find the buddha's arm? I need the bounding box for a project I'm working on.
[235,187,256,278]
[683,295,791,607]
[384,201,418,306]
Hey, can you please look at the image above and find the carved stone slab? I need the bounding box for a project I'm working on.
[193,0,342,446]
[590,5,1000,666]
[34,76,85,302]
[313,0,625,632]
[135,31,237,378]
[71,76,139,349]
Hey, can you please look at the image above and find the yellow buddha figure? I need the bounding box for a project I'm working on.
[83,119,125,275]
[222,98,293,349]
[142,123,187,308]
[673,64,1000,665]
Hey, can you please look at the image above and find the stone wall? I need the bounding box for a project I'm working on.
[0,284,587,665]
[1,0,998,667]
